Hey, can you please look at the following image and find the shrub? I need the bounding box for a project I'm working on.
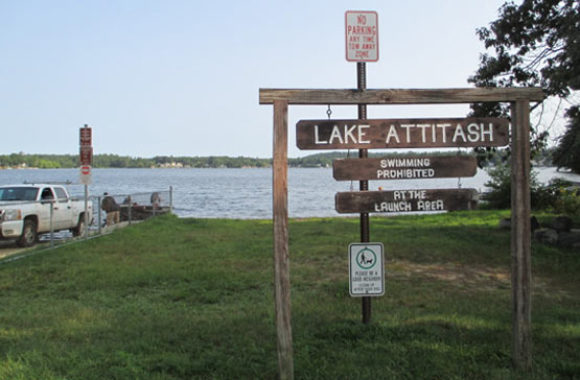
[481,163,559,210]
[553,187,580,216]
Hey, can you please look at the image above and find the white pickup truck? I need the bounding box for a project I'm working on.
[0,184,93,247]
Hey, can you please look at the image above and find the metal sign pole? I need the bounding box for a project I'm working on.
[49,201,54,247]
[357,62,371,324]
[80,124,92,239]
[84,184,89,239]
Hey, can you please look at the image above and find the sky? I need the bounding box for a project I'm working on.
[1,0,517,158]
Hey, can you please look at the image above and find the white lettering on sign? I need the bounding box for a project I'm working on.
[376,168,435,179]
[393,190,427,201]
[314,124,371,145]
[376,157,435,179]
[297,118,509,150]
[417,200,445,211]
[380,158,431,168]
[374,201,412,212]
[373,199,445,212]
[386,123,495,145]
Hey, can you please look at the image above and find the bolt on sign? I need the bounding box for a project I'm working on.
[336,188,478,214]
[345,11,378,62]
[333,155,477,181]
[349,243,384,296]
[297,118,509,150]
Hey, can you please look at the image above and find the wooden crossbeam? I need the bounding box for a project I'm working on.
[259,88,544,105]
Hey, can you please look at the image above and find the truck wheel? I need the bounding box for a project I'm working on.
[17,219,38,247]
[72,215,86,237]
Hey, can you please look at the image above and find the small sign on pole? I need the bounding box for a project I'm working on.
[79,146,93,166]
[79,125,93,185]
[349,242,385,296]
[80,165,92,185]
[80,127,92,146]
[345,11,379,62]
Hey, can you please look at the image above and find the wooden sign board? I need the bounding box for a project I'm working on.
[296,118,509,150]
[80,127,92,146]
[79,145,93,166]
[335,188,477,214]
[333,155,477,181]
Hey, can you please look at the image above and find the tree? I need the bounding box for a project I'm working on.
[552,106,580,172]
[469,0,580,172]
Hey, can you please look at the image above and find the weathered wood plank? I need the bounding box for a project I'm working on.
[297,118,509,149]
[333,155,477,181]
[260,88,545,105]
[510,100,532,371]
[335,188,477,214]
[272,100,294,379]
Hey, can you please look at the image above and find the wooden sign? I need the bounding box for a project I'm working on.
[80,127,92,146]
[79,145,93,166]
[296,118,509,150]
[333,155,477,181]
[335,188,477,214]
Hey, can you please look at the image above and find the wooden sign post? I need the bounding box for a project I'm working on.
[272,100,293,379]
[260,87,544,376]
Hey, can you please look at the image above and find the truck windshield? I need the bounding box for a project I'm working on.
[0,187,39,201]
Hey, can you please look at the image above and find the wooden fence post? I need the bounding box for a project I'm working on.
[273,100,294,379]
[510,99,532,370]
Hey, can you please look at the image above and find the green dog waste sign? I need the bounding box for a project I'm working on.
[349,243,385,297]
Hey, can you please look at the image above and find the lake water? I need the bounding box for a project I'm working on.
[1,167,579,219]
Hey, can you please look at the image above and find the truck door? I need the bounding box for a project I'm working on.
[39,187,68,231]
[53,187,74,230]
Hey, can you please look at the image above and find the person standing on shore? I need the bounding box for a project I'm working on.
[150,192,161,209]
[101,192,120,226]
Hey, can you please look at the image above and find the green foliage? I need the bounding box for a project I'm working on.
[481,163,512,209]
[0,153,274,169]
[0,212,578,379]
[482,164,580,213]
[472,0,579,97]
[481,162,560,210]
[553,187,580,216]
[470,0,579,169]
[552,106,580,173]
[0,151,478,169]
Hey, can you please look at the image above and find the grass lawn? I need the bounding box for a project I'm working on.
[0,211,578,379]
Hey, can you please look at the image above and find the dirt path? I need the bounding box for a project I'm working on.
[0,221,133,261]
[0,241,27,259]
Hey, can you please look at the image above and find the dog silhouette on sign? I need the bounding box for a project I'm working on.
[359,252,374,265]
